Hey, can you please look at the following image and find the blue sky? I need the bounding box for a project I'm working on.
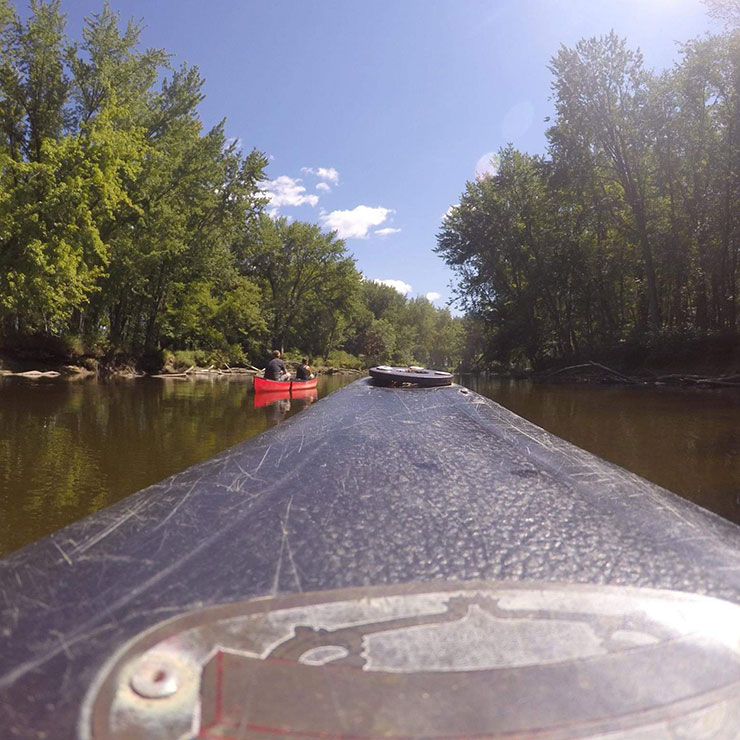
[26,0,720,307]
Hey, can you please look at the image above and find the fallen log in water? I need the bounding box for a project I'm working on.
[3,369,61,378]
[541,360,740,388]
[655,373,740,387]
[541,361,640,383]
[151,365,195,378]
[221,365,259,375]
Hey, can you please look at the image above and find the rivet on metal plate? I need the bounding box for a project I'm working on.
[129,658,180,699]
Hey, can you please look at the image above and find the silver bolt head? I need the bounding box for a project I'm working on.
[130,658,179,699]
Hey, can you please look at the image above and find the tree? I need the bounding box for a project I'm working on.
[549,33,662,331]
[705,0,740,27]
[438,147,574,366]
[0,0,270,363]
[238,215,360,355]
[0,1,144,334]
[65,6,268,354]
[293,257,362,362]
[442,16,740,368]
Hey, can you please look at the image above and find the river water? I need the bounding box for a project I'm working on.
[463,376,740,526]
[0,374,353,556]
[1,374,738,556]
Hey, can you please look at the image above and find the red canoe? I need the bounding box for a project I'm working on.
[254,376,318,393]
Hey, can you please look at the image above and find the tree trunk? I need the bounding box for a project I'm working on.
[633,202,661,331]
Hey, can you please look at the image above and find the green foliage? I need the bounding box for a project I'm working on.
[0,2,140,333]
[237,214,362,360]
[439,21,740,368]
[705,0,740,27]
[170,345,248,369]
[339,282,465,369]
[0,1,465,373]
[1,330,81,362]
[323,350,362,370]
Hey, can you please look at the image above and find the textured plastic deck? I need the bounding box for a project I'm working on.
[2,379,740,738]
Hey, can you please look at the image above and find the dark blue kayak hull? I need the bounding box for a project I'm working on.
[2,379,740,737]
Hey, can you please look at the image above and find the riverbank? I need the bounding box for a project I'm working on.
[472,333,740,387]
[0,349,125,378]
[0,349,364,380]
[476,363,740,388]
[0,353,95,378]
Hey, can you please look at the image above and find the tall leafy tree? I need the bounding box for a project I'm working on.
[0,1,139,334]
[705,0,740,27]
[549,33,662,330]
[442,17,740,367]
[238,214,359,354]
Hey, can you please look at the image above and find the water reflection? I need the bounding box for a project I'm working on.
[258,391,317,424]
[253,387,318,410]
[0,374,350,556]
[3,373,737,556]
[461,376,740,525]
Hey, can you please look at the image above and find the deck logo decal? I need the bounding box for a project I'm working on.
[86,581,740,739]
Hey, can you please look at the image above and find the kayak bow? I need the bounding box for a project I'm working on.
[3,378,740,738]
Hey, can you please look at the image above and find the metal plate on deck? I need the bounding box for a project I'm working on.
[84,580,740,739]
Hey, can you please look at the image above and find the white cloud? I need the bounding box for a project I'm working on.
[317,167,339,184]
[316,182,331,192]
[321,205,391,239]
[426,292,441,301]
[374,278,412,295]
[475,151,499,180]
[225,137,243,151]
[302,166,340,184]
[260,175,319,209]
[374,227,401,237]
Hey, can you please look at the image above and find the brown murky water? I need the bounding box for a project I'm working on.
[0,374,353,556]
[463,376,740,526]
[1,374,739,556]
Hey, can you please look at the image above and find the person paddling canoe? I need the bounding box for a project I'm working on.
[295,357,314,380]
[264,349,290,381]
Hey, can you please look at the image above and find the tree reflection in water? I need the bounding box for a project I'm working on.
[0,374,346,556]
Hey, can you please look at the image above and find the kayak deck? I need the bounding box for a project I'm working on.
[3,379,740,738]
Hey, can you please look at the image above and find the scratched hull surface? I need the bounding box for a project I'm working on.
[2,379,740,738]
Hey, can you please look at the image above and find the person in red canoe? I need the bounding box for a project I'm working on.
[264,350,290,381]
[295,358,314,380]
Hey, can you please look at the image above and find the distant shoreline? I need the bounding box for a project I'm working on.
[0,351,365,380]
